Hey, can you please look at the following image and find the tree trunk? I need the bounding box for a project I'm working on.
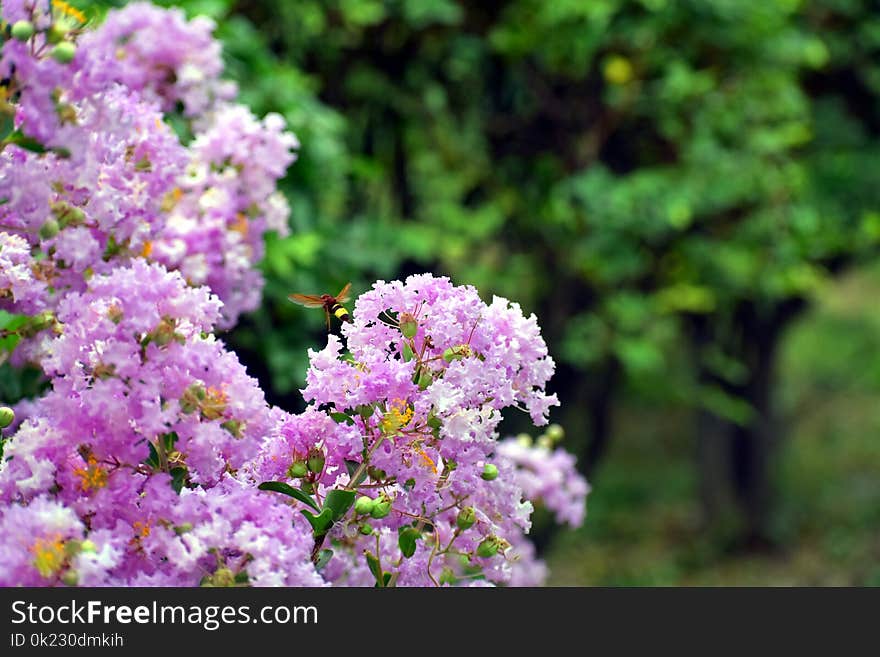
[689,298,804,547]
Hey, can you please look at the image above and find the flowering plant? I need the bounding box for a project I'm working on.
[0,1,587,586]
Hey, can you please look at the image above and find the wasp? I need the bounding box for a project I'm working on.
[288,282,352,330]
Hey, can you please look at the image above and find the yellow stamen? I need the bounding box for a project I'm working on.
[73,455,108,492]
[380,399,413,434]
[32,535,66,578]
[230,213,248,236]
[140,240,153,258]
[419,449,438,473]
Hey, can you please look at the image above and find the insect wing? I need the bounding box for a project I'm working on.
[335,282,352,304]
[288,293,326,308]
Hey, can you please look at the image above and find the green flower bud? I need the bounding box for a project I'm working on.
[287,460,308,479]
[80,540,96,553]
[367,466,386,481]
[476,536,500,558]
[46,23,67,45]
[11,20,35,42]
[307,448,325,474]
[354,495,375,515]
[370,494,392,519]
[39,219,60,240]
[61,570,79,587]
[173,523,193,536]
[0,407,14,429]
[456,506,476,531]
[544,423,565,444]
[50,42,77,64]
[481,463,499,481]
[359,522,373,536]
[300,480,315,494]
[399,312,418,339]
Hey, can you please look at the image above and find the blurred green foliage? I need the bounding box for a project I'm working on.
[159,0,880,420]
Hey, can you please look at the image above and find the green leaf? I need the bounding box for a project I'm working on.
[364,551,384,587]
[257,481,320,511]
[142,442,160,469]
[170,467,187,494]
[315,548,333,571]
[344,459,360,478]
[301,508,334,535]
[5,129,46,154]
[160,431,179,452]
[324,488,356,521]
[330,411,354,425]
[398,527,421,558]
[402,342,414,362]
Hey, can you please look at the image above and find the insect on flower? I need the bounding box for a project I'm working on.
[288,282,353,330]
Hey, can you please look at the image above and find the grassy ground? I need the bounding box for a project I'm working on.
[544,266,880,586]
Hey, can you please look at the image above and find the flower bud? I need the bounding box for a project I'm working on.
[544,423,565,444]
[300,480,315,494]
[50,42,77,64]
[61,570,79,586]
[0,407,14,429]
[476,536,500,558]
[370,494,392,519]
[456,506,476,530]
[399,312,418,339]
[46,23,67,44]
[354,495,375,515]
[80,540,96,553]
[481,463,499,481]
[367,466,386,481]
[39,219,60,240]
[287,460,308,479]
[307,448,325,474]
[11,20,34,42]
[173,523,193,536]
[359,522,373,536]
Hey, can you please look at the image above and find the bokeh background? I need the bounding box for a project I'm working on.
[54,0,880,584]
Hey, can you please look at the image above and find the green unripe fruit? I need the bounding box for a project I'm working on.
[11,20,35,42]
[0,407,14,429]
[456,506,476,530]
[287,460,308,479]
[46,23,67,44]
[370,494,392,519]
[481,463,499,481]
[354,495,375,515]
[39,219,60,240]
[544,423,565,444]
[476,537,500,558]
[50,42,76,64]
[359,522,373,536]
[399,312,418,339]
[307,449,325,474]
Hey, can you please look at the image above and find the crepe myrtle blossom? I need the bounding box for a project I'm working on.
[0,1,297,356]
[0,2,588,587]
[250,274,581,586]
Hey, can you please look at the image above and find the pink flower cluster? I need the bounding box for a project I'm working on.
[0,1,588,587]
